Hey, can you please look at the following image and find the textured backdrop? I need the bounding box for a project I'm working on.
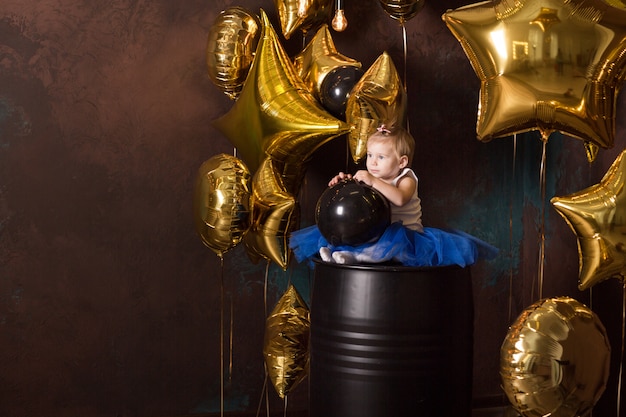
[1,0,625,416]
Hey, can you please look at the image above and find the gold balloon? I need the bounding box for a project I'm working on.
[442,0,626,148]
[263,284,310,398]
[500,297,610,417]
[345,51,407,163]
[274,0,333,39]
[192,154,251,257]
[584,142,600,164]
[213,10,349,268]
[293,24,362,100]
[551,149,626,291]
[379,0,426,23]
[244,157,298,269]
[213,9,350,175]
[206,7,261,100]
[604,0,626,8]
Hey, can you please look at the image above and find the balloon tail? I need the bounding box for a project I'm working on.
[283,395,288,417]
[537,133,549,300]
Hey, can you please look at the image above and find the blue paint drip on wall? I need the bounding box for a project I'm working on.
[0,94,31,148]
[446,131,575,289]
[0,95,11,147]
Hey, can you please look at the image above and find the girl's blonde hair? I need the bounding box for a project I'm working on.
[368,122,415,164]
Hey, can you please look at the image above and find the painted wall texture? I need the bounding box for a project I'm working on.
[1,0,625,416]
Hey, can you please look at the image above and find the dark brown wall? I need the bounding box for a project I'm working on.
[1,1,625,416]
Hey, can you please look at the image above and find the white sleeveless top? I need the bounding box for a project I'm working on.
[390,168,423,232]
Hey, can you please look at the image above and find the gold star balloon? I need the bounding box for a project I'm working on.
[442,0,626,148]
[244,157,298,269]
[345,51,407,163]
[213,9,349,175]
[293,24,362,101]
[604,0,626,8]
[263,284,310,399]
[274,0,333,40]
[551,149,626,291]
[501,297,610,417]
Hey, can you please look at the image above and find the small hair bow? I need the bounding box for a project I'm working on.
[377,124,391,134]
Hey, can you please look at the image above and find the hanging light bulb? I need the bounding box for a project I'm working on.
[332,0,347,32]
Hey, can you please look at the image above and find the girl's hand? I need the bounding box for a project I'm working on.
[353,170,375,186]
[328,172,352,186]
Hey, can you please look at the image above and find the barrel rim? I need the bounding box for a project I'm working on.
[312,257,467,273]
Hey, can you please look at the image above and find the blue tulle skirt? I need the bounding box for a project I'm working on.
[289,222,498,268]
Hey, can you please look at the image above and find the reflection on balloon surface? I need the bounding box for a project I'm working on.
[501,297,610,417]
[345,52,407,163]
[193,154,251,257]
[551,148,626,291]
[443,0,626,149]
[263,284,310,399]
[206,7,260,100]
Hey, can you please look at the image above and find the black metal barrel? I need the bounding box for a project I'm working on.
[309,261,474,417]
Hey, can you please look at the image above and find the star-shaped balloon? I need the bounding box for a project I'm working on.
[244,157,298,269]
[213,9,349,175]
[442,0,626,149]
[551,148,626,291]
[293,24,362,100]
[263,284,310,399]
[213,10,349,268]
[345,51,407,163]
[604,0,626,8]
[274,0,333,39]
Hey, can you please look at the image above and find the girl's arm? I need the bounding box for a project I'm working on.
[353,170,416,207]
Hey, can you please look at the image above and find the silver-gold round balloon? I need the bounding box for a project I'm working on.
[206,7,261,100]
[500,297,610,417]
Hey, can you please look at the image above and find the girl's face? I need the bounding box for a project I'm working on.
[365,140,407,182]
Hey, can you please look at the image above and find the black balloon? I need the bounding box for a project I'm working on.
[316,180,390,246]
[319,66,364,119]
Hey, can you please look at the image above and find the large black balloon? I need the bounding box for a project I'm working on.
[319,66,364,120]
[315,180,391,246]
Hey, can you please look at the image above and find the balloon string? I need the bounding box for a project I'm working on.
[264,260,270,317]
[345,135,350,171]
[508,134,517,324]
[401,22,409,133]
[219,255,225,417]
[229,289,234,385]
[256,261,270,417]
[283,395,288,417]
[402,22,407,92]
[537,134,548,300]
[255,373,267,417]
[619,281,625,417]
